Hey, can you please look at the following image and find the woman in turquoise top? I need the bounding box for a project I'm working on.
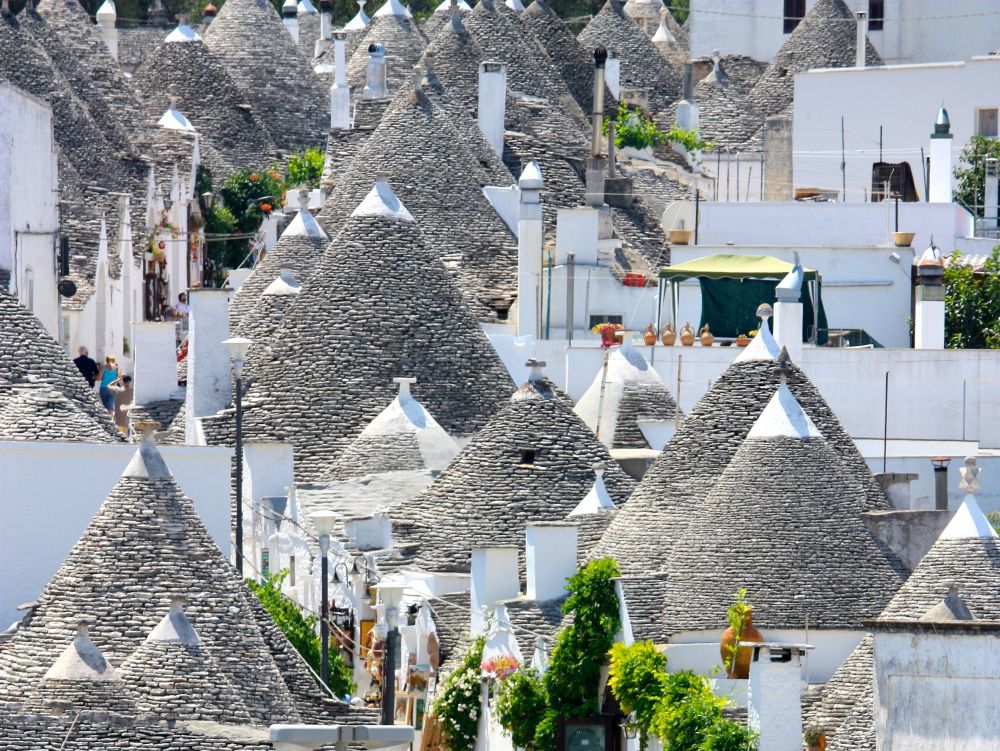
[98,355,122,416]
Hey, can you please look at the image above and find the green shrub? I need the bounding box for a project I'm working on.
[700,718,758,751]
[286,147,325,189]
[605,101,665,150]
[608,641,667,748]
[944,247,1000,349]
[651,672,726,751]
[493,669,548,751]
[220,167,286,233]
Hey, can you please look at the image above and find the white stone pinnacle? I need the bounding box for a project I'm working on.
[747,383,821,440]
[351,178,414,222]
[939,494,998,540]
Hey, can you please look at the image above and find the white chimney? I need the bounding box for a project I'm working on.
[587,47,608,208]
[315,0,332,56]
[929,107,953,203]
[478,61,507,158]
[363,43,387,99]
[675,63,699,133]
[242,441,294,505]
[517,161,543,339]
[914,243,945,349]
[763,115,793,201]
[855,12,867,69]
[330,31,351,129]
[470,546,519,635]
[604,50,620,100]
[132,322,180,405]
[282,0,299,43]
[747,644,810,751]
[184,288,231,444]
[96,0,118,61]
[773,258,804,362]
[525,522,577,602]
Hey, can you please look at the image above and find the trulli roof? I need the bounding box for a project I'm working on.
[804,634,874,747]
[342,13,427,91]
[746,0,881,118]
[0,383,115,443]
[201,180,514,483]
[389,369,636,574]
[521,0,598,113]
[591,325,889,575]
[202,0,328,152]
[656,385,906,632]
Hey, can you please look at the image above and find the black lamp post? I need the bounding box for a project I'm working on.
[223,336,252,576]
[310,510,338,689]
[376,584,405,725]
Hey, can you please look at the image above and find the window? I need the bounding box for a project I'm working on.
[868,0,884,31]
[520,449,536,466]
[289,555,296,586]
[783,0,805,33]
[977,108,999,138]
[588,314,623,330]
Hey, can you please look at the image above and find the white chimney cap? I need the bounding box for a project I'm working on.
[165,22,201,42]
[298,0,318,13]
[373,0,406,15]
[747,383,821,440]
[96,0,117,21]
[157,104,196,132]
[519,161,544,190]
[352,178,414,222]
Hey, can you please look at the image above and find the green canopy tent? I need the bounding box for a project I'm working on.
[657,254,827,343]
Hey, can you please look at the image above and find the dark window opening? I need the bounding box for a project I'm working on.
[520,449,536,466]
[783,0,805,33]
[868,0,884,31]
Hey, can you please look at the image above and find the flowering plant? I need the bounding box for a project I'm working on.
[434,636,485,751]
[591,322,624,349]
[480,654,519,680]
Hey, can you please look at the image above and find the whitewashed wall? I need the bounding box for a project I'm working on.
[0,441,233,628]
[0,85,59,338]
[687,0,1000,65]
[794,57,1000,202]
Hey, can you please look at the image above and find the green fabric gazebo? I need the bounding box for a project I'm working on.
[657,254,827,342]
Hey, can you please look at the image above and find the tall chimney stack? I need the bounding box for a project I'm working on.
[525,523,577,602]
[282,0,299,43]
[914,242,945,349]
[748,644,811,751]
[363,42,387,99]
[929,107,953,203]
[330,31,350,129]
[184,289,232,444]
[855,12,868,68]
[763,115,793,201]
[517,162,544,339]
[586,47,608,208]
[96,0,119,61]
[470,546,519,635]
[477,62,507,158]
[604,50,620,100]
[315,0,332,56]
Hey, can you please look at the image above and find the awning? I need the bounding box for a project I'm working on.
[659,254,818,282]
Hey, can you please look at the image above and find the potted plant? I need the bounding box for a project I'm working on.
[735,333,750,347]
[699,323,714,347]
[661,322,676,346]
[804,725,826,751]
[643,324,657,345]
[593,322,624,349]
[719,589,763,679]
[679,322,695,346]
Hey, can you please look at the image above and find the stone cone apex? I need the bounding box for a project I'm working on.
[569,463,617,516]
[325,376,461,480]
[157,101,196,132]
[166,18,201,41]
[734,306,781,363]
[388,358,636,573]
[918,583,977,622]
[747,383,822,440]
[374,0,407,16]
[345,0,369,28]
[282,193,329,239]
[43,620,120,683]
[263,267,302,296]
[652,7,674,43]
[119,597,254,723]
[123,421,171,479]
[879,474,1000,622]
[352,176,414,222]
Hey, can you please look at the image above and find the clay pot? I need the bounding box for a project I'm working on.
[661,323,676,346]
[643,325,657,346]
[669,229,693,245]
[699,324,714,347]
[735,334,750,347]
[892,231,916,247]
[679,322,695,346]
[719,612,764,679]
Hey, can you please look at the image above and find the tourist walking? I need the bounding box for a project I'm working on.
[73,346,99,388]
[113,375,134,433]
[98,355,122,417]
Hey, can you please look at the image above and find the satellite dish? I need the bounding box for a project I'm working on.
[58,279,77,298]
[660,199,694,234]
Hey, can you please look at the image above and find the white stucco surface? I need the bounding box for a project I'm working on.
[0,441,233,628]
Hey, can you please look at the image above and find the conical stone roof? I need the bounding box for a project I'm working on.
[390,364,636,573]
[233,268,303,383]
[0,289,119,438]
[204,180,514,483]
[668,59,763,148]
[520,0,596,113]
[577,0,681,115]
[419,0,469,39]
[131,31,279,177]
[573,339,680,450]
[313,80,518,318]
[0,437,364,725]
[326,377,461,481]
[0,382,115,442]
[229,197,329,329]
[119,597,253,723]
[342,11,427,91]
[657,385,906,632]
[203,0,328,152]
[20,620,139,716]
[804,634,874,743]
[878,487,1000,622]
[591,322,889,575]
[746,0,881,117]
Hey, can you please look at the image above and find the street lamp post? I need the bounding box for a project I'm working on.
[375,584,406,725]
[310,511,338,690]
[223,336,252,576]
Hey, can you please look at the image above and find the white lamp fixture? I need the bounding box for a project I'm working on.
[222,336,253,376]
[308,510,338,542]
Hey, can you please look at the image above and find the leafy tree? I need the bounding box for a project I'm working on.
[220,167,286,233]
[247,570,356,697]
[286,147,326,189]
[953,135,1000,217]
[944,247,1000,349]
